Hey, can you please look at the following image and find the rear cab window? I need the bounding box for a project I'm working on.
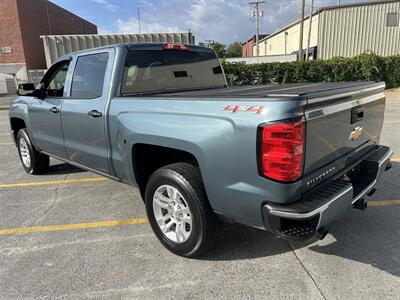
[120,46,226,95]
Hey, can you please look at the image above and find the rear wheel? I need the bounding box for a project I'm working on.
[17,128,49,174]
[145,163,221,257]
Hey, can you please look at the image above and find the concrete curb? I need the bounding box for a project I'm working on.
[0,106,9,111]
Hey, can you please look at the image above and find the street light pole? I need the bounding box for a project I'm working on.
[249,0,265,57]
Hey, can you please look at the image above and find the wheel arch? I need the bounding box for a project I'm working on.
[132,143,203,200]
[10,117,27,143]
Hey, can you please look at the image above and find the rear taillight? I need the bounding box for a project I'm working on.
[162,43,189,51]
[258,118,305,182]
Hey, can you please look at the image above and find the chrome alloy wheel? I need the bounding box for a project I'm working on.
[152,185,192,243]
[19,138,31,168]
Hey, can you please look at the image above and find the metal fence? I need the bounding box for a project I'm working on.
[28,70,46,87]
[224,54,297,64]
[0,79,17,95]
[41,32,196,68]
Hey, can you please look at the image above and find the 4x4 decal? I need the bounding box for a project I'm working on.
[223,105,265,114]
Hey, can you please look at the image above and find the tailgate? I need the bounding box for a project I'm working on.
[303,82,386,176]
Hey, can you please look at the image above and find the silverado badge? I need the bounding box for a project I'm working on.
[349,126,363,141]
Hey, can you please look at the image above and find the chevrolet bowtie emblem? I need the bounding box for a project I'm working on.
[349,126,363,141]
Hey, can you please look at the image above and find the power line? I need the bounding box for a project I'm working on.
[137,7,141,33]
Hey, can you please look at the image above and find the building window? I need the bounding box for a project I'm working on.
[387,13,398,27]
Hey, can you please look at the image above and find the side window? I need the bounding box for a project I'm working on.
[45,62,70,97]
[70,53,109,99]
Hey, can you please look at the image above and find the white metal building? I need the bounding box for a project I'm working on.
[257,0,400,59]
[41,32,195,68]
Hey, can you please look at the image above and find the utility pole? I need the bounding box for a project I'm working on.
[137,7,141,33]
[298,0,305,61]
[305,0,314,61]
[249,0,265,57]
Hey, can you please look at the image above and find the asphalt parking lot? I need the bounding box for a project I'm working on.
[0,92,400,299]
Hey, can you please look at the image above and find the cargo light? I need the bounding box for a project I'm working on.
[258,118,305,182]
[162,43,189,51]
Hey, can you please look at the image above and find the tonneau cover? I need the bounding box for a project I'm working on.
[139,81,383,99]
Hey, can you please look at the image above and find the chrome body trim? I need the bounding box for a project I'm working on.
[351,149,393,204]
[267,186,353,219]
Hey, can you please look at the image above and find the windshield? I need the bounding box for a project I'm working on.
[120,49,226,95]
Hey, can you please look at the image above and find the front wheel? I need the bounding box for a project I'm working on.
[145,163,221,257]
[16,128,49,174]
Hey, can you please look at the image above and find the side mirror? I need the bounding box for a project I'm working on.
[17,83,35,96]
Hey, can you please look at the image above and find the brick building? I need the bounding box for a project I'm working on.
[241,35,268,57]
[0,0,97,93]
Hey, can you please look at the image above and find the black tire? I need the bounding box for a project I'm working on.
[16,128,49,174]
[145,162,221,257]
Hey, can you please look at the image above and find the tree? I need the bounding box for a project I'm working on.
[210,42,226,58]
[226,42,242,58]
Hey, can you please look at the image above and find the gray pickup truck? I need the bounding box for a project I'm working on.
[9,43,392,257]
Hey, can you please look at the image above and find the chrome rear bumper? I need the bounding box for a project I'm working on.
[262,145,393,242]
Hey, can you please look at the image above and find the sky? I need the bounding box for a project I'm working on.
[51,0,376,45]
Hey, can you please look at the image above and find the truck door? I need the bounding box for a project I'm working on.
[28,60,71,158]
[61,50,113,174]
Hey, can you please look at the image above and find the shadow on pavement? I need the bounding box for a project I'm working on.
[43,162,86,175]
[201,223,292,261]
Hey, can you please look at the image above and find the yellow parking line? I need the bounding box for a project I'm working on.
[0,199,400,236]
[0,142,13,145]
[391,157,400,162]
[0,177,109,188]
[369,200,400,207]
[0,217,148,236]
[385,121,400,124]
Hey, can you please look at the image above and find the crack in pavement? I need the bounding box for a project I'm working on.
[287,242,327,300]
[32,173,68,226]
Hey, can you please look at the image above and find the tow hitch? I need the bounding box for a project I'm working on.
[353,198,368,211]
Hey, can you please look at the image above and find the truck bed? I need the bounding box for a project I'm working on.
[137,81,383,99]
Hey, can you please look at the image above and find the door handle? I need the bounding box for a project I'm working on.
[49,107,60,113]
[88,110,102,118]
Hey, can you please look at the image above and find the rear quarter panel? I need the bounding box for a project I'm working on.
[108,97,306,228]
